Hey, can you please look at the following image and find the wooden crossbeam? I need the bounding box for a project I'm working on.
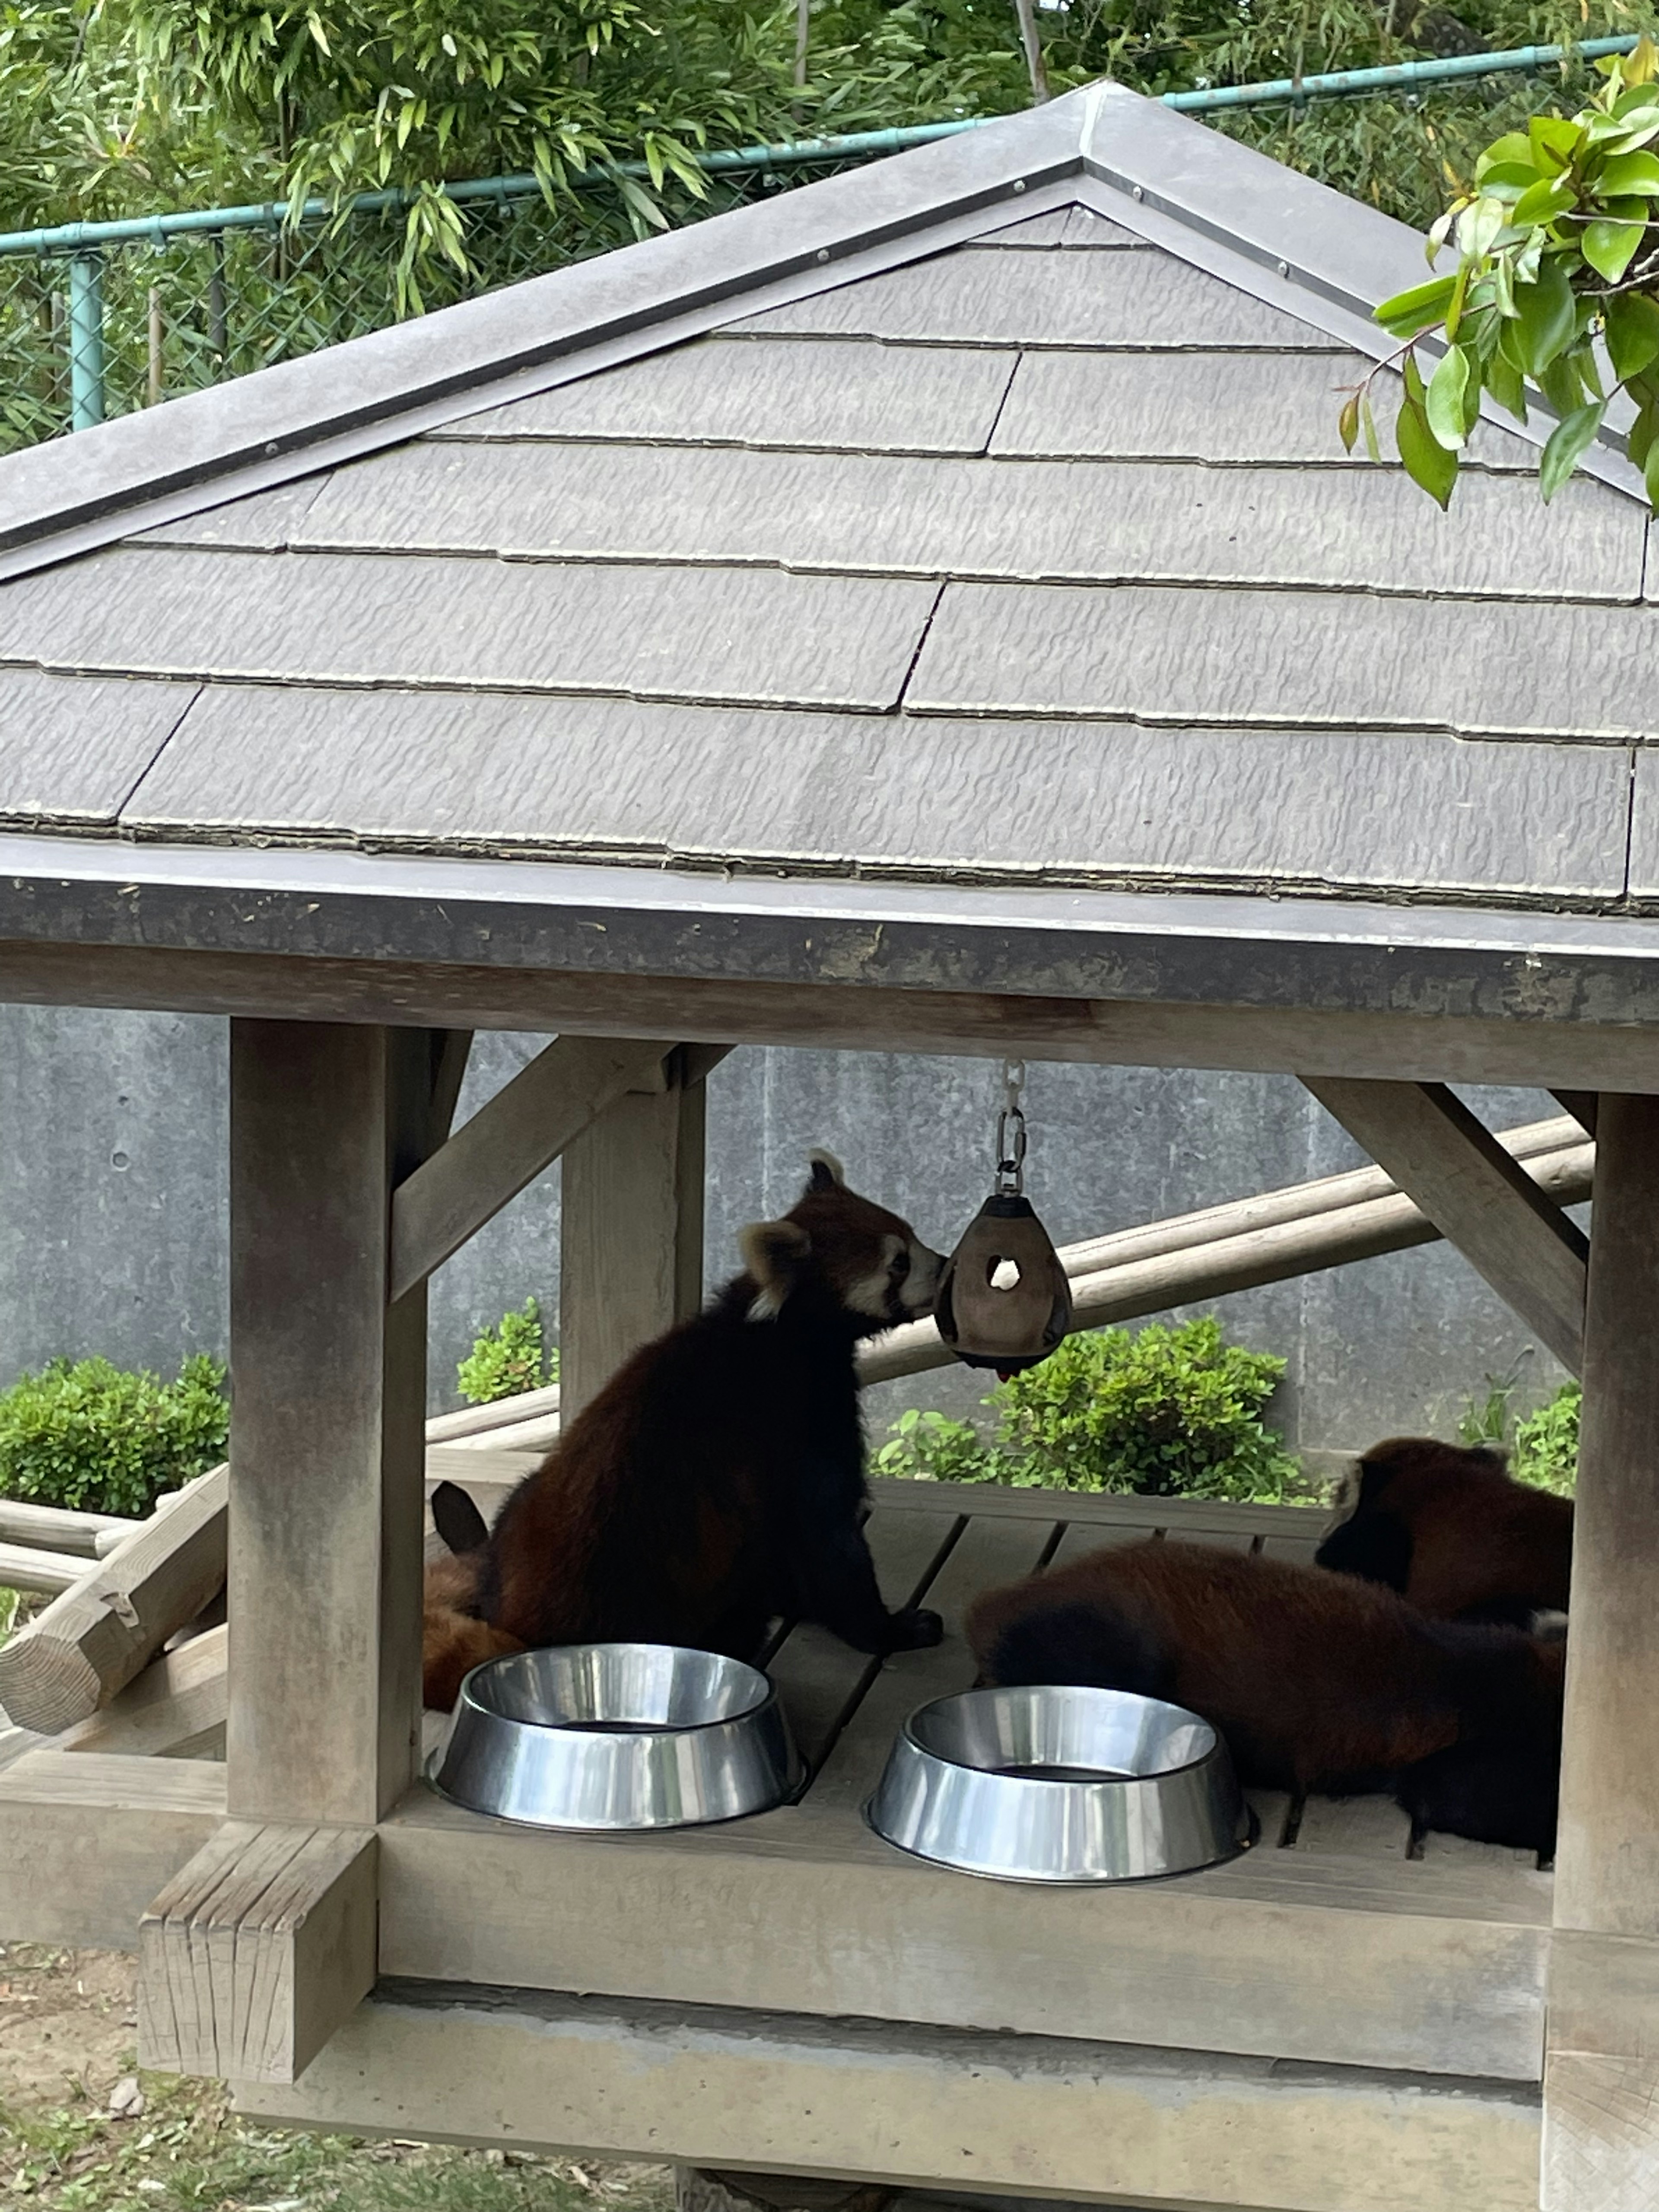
[139,1818,377,2084]
[64,1624,228,1760]
[0,1468,228,1733]
[388,1034,677,1303]
[1303,1078,1589,1374]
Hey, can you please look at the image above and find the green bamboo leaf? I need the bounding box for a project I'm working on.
[1538,400,1607,502]
[1425,344,1473,450]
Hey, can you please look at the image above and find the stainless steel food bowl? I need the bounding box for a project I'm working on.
[867,1683,1247,1882]
[430,1643,801,1830]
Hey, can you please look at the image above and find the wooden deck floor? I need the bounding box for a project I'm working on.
[407,1449,1552,2085]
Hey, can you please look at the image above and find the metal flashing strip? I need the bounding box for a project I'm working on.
[3,832,1659,1025]
[0,104,1091,580]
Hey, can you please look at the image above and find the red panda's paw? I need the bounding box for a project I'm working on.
[888,1605,944,1651]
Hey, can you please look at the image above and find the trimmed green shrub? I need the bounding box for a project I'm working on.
[1513,1382,1579,1497]
[457,1298,559,1407]
[877,1318,1298,1503]
[0,1354,229,1518]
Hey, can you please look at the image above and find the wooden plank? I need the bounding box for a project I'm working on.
[870,1476,1329,1539]
[0,1749,226,1948]
[559,1054,706,1420]
[390,1033,674,1302]
[238,1983,1544,2212]
[767,1506,963,1774]
[1042,1518,1154,1570]
[1421,1831,1538,1873]
[1545,1092,1659,2209]
[1304,1078,1589,1373]
[1259,1530,1329,1567]
[228,1023,430,1827]
[0,1466,227,1733]
[805,1514,1060,1815]
[62,1623,228,1759]
[10,937,1659,1099]
[139,1818,377,2084]
[1295,1796,1414,1861]
[1247,1789,1294,1850]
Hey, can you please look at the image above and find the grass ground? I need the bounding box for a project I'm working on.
[0,1943,674,2212]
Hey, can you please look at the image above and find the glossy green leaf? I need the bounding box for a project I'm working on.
[1645,435,1659,512]
[1597,150,1659,196]
[1475,162,1541,193]
[1539,353,1585,416]
[1529,115,1582,174]
[1512,257,1578,375]
[1538,400,1606,502]
[1584,216,1646,282]
[1373,273,1459,338]
[1628,400,1657,473]
[1477,131,1535,175]
[1396,357,1458,509]
[1455,194,1509,261]
[1425,344,1474,450]
[1360,394,1382,465]
[1338,392,1360,454]
[1485,350,1527,422]
[1512,173,1575,227]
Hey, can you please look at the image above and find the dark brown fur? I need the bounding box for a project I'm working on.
[967,1540,1564,1853]
[421,1156,944,1709]
[1316,1436,1573,1627]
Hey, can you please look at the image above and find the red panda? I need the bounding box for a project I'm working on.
[966,1540,1564,1854]
[422,1152,946,1710]
[1315,1436,1573,1628]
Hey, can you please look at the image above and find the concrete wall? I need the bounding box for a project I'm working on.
[0,1008,1575,1452]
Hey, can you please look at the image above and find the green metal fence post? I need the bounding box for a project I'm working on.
[67,251,105,431]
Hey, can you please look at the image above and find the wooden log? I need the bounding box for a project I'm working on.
[864,1138,1592,1384]
[229,1024,442,1828]
[0,1466,227,1733]
[559,1050,707,1421]
[1304,1078,1589,1373]
[389,1033,675,1303]
[0,1498,134,1558]
[0,1541,94,1595]
[423,1383,562,1443]
[139,1818,378,2084]
[63,1623,228,1759]
[1544,1092,1659,2209]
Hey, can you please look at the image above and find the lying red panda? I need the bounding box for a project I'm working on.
[967,1539,1564,1854]
[422,1152,946,1710]
[1315,1436,1572,1628]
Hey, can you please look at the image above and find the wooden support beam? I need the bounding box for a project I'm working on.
[1303,1078,1589,1374]
[238,1985,1544,2212]
[388,1034,674,1303]
[0,1467,227,1733]
[1551,1090,1599,1138]
[64,1623,228,1759]
[0,1541,95,1595]
[559,1047,709,1421]
[228,1023,435,1827]
[0,1497,134,1558]
[139,1819,377,2085]
[0,1749,225,1949]
[1544,1093,1659,2210]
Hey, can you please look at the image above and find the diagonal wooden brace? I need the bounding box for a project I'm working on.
[139,1819,377,2085]
[1303,1077,1589,1374]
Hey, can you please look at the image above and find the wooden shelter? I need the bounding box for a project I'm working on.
[0,78,1654,2212]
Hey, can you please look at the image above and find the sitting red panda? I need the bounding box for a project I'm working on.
[1315,1436,1573,1628]
[967,1540,1564,1854]
[422,1152,946,1710]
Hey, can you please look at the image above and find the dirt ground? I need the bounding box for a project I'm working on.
[0,1942,673,2212]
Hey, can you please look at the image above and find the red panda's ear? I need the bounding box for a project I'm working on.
[740,1219,812,1318]
[805,1149,845,1195]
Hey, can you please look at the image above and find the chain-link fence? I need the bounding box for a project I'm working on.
[0,38,1638,455]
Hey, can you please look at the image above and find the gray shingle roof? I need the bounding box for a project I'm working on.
[0,82,1653,928]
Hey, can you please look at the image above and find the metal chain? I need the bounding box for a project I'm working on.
[995,1057,1027,1197]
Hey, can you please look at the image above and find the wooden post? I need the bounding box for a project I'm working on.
[559,1048,707,1421]
[1544,1092,1659,2211]
[227,1023,436,1828]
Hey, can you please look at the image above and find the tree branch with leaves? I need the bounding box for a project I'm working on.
[1342,35,1659,509]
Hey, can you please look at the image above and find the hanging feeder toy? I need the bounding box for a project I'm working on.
[935,1061,1073,1379]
